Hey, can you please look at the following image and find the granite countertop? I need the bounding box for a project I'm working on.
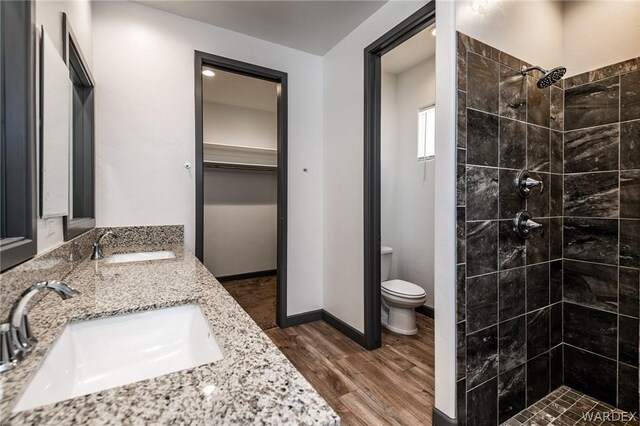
[0,245,338,425]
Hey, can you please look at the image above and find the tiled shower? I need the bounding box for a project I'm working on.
[455,32,639,425]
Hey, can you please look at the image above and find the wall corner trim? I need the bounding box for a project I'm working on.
[433,407,457,426]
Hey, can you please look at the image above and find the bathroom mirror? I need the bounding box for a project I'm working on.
[40,27,71,218]
[62,13,95,240]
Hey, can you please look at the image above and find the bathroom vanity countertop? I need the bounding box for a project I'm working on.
[0,245,339,425]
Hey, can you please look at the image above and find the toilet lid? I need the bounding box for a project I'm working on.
[381,280,426,299]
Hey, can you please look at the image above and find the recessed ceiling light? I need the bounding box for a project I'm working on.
[202,69,215,77]
[431,28,436,37]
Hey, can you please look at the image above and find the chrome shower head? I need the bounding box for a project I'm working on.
[521,65,566,89]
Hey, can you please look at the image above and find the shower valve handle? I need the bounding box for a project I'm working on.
[514,211,544,239]
[516,170,544,198]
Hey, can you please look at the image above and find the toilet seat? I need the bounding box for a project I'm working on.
[381,279,426,299]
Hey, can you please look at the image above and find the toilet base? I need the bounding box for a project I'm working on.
[381,305,418,335]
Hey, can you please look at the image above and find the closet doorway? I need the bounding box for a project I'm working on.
[195,52,288,329]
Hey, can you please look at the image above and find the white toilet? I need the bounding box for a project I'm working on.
[381,246,427,335]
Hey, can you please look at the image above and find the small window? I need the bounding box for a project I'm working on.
[418,105,435,160]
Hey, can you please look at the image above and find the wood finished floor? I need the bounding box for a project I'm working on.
[220,275,277,330]
[222,276,435,424]
[266,316,435,426]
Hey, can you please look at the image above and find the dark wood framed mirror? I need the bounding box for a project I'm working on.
[62,13,95,240]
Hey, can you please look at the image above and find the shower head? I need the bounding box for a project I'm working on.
[521,65,566,89]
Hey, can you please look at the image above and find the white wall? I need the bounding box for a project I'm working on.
[203,101,277,149]
[380,71,398,279]
[456,0,564,70]
[35,0,93,254]
[322,0,427,332]
[563,0,640,77]
[93,1,324,315]
[204,169,277,277]
[381,58,436,308]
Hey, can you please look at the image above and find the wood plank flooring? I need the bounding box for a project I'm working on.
[221,275,277,330]
[266,316,435,425]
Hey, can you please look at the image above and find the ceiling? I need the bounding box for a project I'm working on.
[382,25,436,74]
[203,68,278,112]
[135,1,387,55]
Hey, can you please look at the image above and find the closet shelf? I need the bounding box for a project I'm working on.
[203,142,277,168]
[204,160,277,172]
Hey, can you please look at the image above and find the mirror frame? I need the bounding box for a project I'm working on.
[62,13,95,241]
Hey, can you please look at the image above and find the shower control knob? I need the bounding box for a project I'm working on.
[516,170,544,198]
[513,211,544,239]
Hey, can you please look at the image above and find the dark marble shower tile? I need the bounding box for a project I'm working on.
[527,125,550,172]
[550,86,564,131]
[499,66,526,121]
[526,263,550,312]
[564,124,619,173]
[527,307,550,359]
[467,221,498,277]
[526,218,549,265]
[563,218,618,265]
[457,379,467,426]
[563,172,619,218]
[467,109,499,166]
[550,131,563,174]
[457,207,466,264]
[498,365,526,424]
[565,76,620,131]
[499,118,526,169]
[563,260,618,312]
[564,345,617,407]
[550,346,562,391]
[467,273,498,333]
[498,50,521,71]
[527,78,550,128]
[550,303,562,347]
[499,220,525,270]
[457,33,468,92]
[467,377,498,426]
[499,316,526,372]
[457,164,466,206]
[467,52,500,115]
[526,352,550,405]
[550,260,562,303]
[458,90,467,148]
[619,315,639,367]
[467,166,498,220]
[458,264,467,321]
[619,267,640,318]
[499,169,524,220]
[526,172,550,218]
[550,218,562,261]
[587,58,639,84]
[620,220,640,268]
[498,268,525,322]
[620,170,640,219]
[549,174,563,217]
[564,303,617,359]
[621,120,640,170]
[467,325,498,388]
[618,364,639,414]
[458,321,467,380]
[621,70,640,122]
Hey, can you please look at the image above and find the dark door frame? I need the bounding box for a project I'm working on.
[363,3,436,350]
[194,51,288,327]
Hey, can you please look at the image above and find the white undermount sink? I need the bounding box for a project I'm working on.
[107,250,175,264]
[13,304,224,412]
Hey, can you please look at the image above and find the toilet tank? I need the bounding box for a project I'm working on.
[381,246,393,281]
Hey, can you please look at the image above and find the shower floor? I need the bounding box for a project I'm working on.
[502,386,638,426]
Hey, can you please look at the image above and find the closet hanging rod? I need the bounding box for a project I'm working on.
[203,161,277,172]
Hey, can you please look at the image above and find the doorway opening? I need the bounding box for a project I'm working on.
[363,3,436,350]
[195,52,288,329]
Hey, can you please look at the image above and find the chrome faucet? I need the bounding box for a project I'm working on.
[515,170,544,198]
[91,230,119,260]
[0,280,79,373]
[513,211,544,239]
